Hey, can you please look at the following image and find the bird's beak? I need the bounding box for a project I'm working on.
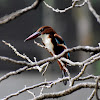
[24,31,41,42]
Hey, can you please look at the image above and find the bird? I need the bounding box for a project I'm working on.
[24,26,70,85]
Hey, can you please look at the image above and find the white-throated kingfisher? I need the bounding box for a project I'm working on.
[25,26,70,85]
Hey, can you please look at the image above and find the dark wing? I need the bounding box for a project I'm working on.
[54,34,65,44]
[54,34,70,59]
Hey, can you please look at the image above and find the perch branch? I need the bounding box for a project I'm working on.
[0,51,99,85]
[0,41,100,84]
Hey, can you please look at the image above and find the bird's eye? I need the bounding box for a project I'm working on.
[40,28,44,32]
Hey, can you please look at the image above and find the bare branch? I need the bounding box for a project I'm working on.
[43,0,100,24]
[95,78,100,100]
[2,81,100,100]
[34,40,47,49]
[0,45,100,68]
[60,57,83,66]
[2,40,33,63]
[0,66,28,83]
[39,79,47,96]
[33,82,100,100]
[88,77,100,100]
[0,56,30,66]
[2,82,49,100]
[41,62,49,75]
[0,0,42,24]
[88,89,95,100]
[25,85,36,98]
[43,0,89,13]
[87,0,100,24]
[43,0,79,13]
[79,75,99,81]
[71,53,100,86]
[75,0,87,7]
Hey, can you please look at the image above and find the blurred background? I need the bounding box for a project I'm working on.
[0,0,100,100]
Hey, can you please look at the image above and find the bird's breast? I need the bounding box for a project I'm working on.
[40,34,55,55]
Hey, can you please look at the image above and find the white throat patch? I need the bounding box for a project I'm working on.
[40,34,54,54]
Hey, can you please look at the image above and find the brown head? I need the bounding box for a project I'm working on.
[24,26,56,42]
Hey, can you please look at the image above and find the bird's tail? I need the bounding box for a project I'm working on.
[57,61,67,85]
[61,70,67,85]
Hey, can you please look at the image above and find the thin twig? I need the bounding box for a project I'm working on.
[79,75,98,81]
[88,89,95,100]
[25,85,36,98]
[42,62,49,76]
[95,78,100,100]
[71,53,100,86]
[0,56,30,66]
[2,40,33,63]
[34,40,46,49]
[2,82,49,100]
[0,66,28,83]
